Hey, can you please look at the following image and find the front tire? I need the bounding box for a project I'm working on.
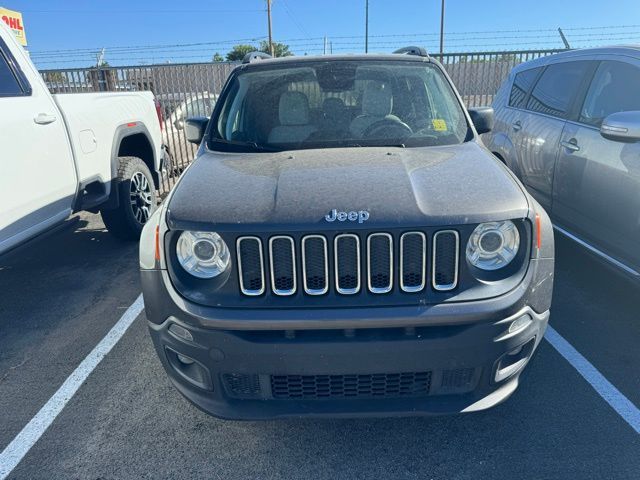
[101,156,157,240]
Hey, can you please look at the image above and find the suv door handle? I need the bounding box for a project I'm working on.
[34,113,57,125]
[512,120,522,132]
[561,138,580,152]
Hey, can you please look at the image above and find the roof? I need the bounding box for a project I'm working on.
[513,45,640,73]
[239,52,432,69]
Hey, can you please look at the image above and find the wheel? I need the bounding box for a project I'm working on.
[101,156,157,240]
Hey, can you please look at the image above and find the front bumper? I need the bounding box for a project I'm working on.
[141,258,553,420]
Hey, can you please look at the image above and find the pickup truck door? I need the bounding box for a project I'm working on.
[0,36,77,254]
[553,59,640,269]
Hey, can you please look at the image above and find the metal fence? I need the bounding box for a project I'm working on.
[39,48,567,196]
[42,62,237,194]
[440,49,567,106]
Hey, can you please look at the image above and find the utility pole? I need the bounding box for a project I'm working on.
[558,27,571,49]
[439,0,445,58]
[96,48,105,67]
[267,0,274,56]
[324,36,328,55]
[365,0,369,53]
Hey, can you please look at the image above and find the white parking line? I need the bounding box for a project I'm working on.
[545,325,640,434]
[0,294,144,480]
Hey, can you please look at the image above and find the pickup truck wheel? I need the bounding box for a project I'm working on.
[101,156,157,240]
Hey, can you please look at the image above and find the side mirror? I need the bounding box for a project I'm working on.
[185,117,209,145]
[600,111,640,142]
[468,107,494,135]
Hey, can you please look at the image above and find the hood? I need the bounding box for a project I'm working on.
[166,142,529,231]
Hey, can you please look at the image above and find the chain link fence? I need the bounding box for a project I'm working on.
[39,48,566,196]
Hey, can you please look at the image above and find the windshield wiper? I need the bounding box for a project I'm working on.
[210,138,279,152]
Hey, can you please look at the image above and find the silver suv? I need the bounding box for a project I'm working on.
[484,47,640,278]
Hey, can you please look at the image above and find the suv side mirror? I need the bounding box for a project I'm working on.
[185,117,209,144]
[600,111,640,142]
[468,107,494,135]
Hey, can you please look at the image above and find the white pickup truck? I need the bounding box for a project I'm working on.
[0,22,164,255]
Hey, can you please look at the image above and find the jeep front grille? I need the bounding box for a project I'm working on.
[302,235,328,295]
[236,237,265,296]
[235,230,459,297]
[400,232,426,292]
[269,236,296,295]
[367,233,393,293]
[335,234,361,294]
[432,230,459,291]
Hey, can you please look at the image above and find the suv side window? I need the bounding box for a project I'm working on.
[508,67,541,109]
[526,61,590,118]
[0,47,23,96]
[580,60,640,127]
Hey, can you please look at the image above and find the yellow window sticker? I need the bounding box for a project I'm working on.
[432,119,447,131]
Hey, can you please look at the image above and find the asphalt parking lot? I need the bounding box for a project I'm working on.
[1,212,639,479]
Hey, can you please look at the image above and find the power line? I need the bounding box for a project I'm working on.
[281,0,309,37]
[32,31,640,60]
[31,24,640,56]
[29,37,268,56]
[31,23,640,68]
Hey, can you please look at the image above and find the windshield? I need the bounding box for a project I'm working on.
[209,60,470,152]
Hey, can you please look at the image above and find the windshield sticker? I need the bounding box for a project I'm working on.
[432,119,448,131]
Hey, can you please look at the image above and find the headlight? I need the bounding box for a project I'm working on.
[466,221,520,271]
[176,231,230,278]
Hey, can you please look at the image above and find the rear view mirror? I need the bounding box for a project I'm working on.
[468,107,494,135]
[185,117,209,144]
[600,111,640,142]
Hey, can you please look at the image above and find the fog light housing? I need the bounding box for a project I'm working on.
[177,354,195,365]
[165,347,212,390]
[494,337,536,383]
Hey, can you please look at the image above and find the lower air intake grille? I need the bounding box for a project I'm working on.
[441,368,476,389]
[223,373,262,399]
[433,230,459,291]
[271,372,432,399]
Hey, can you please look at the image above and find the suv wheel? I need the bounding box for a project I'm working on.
[101,156,157,240]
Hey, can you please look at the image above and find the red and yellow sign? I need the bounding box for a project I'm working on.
[0,7,27,46]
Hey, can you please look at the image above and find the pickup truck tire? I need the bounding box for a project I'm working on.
[100,156,157,240]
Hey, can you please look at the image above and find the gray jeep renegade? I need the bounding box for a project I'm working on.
[139,47,554,419]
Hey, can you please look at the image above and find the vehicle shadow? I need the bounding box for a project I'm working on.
[0,212,141,333]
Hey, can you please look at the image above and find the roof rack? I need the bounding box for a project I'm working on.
[392,46,429,58]
[242,51,272,64]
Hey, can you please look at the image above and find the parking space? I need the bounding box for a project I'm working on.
[1,213,639,479]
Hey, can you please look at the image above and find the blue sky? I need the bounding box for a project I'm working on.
[4,0,640,67]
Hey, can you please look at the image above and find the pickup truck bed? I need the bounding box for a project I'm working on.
[0,22,165,253]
